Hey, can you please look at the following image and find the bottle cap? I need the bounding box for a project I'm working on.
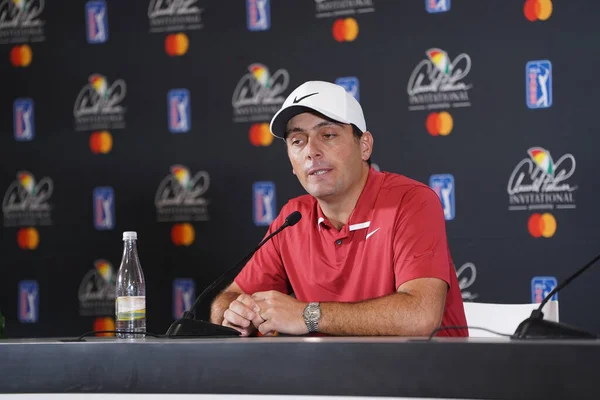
[123,231,137,240]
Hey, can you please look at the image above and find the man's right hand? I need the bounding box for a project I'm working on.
[222,293,265,336]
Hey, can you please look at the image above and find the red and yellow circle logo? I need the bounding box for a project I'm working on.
[249,123,273,146]
[165,33,189,56]
[17,227,39,250]
[426,112,453,136]
[10,44,32,67]
[524,0,553,21]
[94,317,115,336]
[171,223,195,246]
[528,213,556,238]
[90,131,113,154]
[332,18,359,42]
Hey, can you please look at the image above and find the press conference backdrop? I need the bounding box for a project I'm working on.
[1,0,598,338]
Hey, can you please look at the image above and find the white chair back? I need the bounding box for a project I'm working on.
[462,300,559,337]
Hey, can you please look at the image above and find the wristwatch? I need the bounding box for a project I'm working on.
[303,302,321,333]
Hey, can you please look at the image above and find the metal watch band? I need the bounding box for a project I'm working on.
[304,302,320,333]
[306,318,319,333]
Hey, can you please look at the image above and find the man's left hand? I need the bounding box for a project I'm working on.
[251,291,308,336]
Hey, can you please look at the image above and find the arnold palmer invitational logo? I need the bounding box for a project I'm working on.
[231,63,290,123]
[407,48,472,111]
[147,0,203,33]
[507,147,577,211]
[314,0,375,18]
[73,74,127,131]
[456,261,477,301]
[78,259,116,317]
[0,0,46,44]
[2,170,53,227]
[155,165,210,222]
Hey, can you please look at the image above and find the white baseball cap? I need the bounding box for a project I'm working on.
[269,80,367,139]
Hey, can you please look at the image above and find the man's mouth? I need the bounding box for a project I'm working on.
[308,168,332,176]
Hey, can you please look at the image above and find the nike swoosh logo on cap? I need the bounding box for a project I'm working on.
[293,92,319,104]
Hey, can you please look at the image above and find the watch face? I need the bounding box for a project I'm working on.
[306,304,321,320]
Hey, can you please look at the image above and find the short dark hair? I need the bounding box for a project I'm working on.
[351,124,371,166]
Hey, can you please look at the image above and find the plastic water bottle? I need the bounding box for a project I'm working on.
[115,231,146,338]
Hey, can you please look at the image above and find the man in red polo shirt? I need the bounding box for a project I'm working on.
[210,80,468,337]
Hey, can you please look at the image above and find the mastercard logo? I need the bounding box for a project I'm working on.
[17,227,39,250]
[249,123,273,146]
[165,33,189,56]
[524,0,552,21]
[528,213,556,238]
[89,131,113,154]
[426,112,453,136]
[10,44,32,67]
[171,223,195,246]
[332,18,359,42]
[93,317,115,336]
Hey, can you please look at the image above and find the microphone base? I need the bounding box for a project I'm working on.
[512,317,597,339]
[166,318,240,338]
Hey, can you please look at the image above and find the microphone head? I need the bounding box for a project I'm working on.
[285,211,302,226]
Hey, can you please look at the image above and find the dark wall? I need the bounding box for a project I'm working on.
[2,0,599,337]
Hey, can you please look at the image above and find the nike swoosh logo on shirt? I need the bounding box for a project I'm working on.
[366,228,380,240]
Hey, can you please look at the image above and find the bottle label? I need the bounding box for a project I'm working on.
[116,296,146,321]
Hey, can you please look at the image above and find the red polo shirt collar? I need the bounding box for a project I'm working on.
[316,167,385,236]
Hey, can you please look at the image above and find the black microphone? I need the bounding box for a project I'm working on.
[166,211,302,338]
[512,251,600,339]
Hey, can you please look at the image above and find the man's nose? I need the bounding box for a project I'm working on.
[305,138,323,160]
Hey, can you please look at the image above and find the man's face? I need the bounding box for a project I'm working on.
[285,112,371,200]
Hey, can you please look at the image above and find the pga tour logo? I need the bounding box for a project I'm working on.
[86,1,108,44]
[93,186,115,230]
[13,98,34,141]
[253,181,276,226]
[168,89,191,133]
[335,77,359,101]
[19,280,39,323]
[426,0,450,13]
[526,60,552,109]
[173,278,195,319]
[531,276,557,303]
[247,0,270,31]
[429,174,455,220]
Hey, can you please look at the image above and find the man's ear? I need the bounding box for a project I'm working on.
[360,131,374,161]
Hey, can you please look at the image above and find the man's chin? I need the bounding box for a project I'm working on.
[306,186,337,200]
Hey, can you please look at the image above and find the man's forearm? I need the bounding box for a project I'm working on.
[210,291,240,324]
[318,292,443,336]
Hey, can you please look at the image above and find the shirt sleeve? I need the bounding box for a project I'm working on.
[234,207,291,295]
[393,186,451,289]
